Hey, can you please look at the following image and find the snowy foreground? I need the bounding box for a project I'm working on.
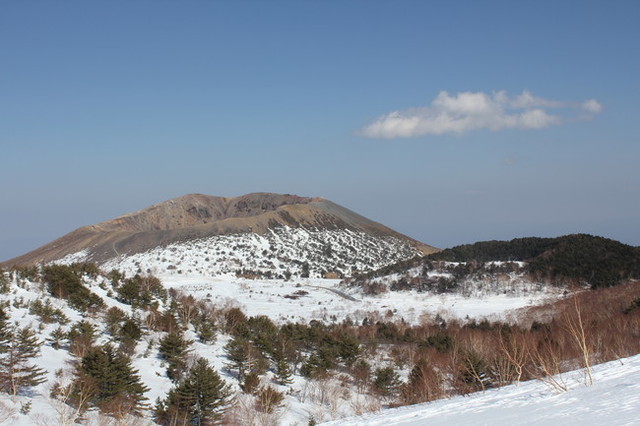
[0,271,588,425]
[327,355,640,426]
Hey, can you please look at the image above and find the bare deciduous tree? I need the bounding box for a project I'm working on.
[562,297,593,385]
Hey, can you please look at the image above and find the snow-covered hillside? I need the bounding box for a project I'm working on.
[0,263,569,425]
[327,354,640,425]
[95,227,421,279]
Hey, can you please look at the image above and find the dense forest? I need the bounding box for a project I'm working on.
[356,234,640,289]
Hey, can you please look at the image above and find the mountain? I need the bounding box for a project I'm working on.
[2,193,438,278]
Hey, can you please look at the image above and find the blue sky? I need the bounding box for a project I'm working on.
[2,1,639,261]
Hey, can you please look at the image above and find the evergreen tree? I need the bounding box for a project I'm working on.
[0,267,9,293]
[273,346,293,385]
[459,349,493,392]
[0,318,47,396]
[240,371,260,394]
[155,357,231,425]
[372,366,401,398]
[246,315,278,357]
[118,317,143,355]
[119,318,143,343]
[42,264,103,311]
[68,320,98,358]
[105,306,127,336]
[223,337,267,381]
[75,344,149,416]
[0,307,10,350]
[223,307,247,335]
[194,313,217,344]
[223,336,250,380]
[47,326,68,350]
[159,331,193,381]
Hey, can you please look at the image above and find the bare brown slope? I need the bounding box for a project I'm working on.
[3,193,438,266]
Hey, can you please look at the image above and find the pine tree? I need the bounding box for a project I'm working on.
[155,357,231,425]
[158,331,193,382]
[0,318,47,397]
[273,346,293,385]
[0,308,12,387]
[194,313,217,344]
[119,318,143,344]
[460,349,492,392]
[224,337,267,381]
[246,315,278,357]
[275,356,293,385]
[373,366,401,399]
[0,307,10,350]
[75,344,149,416]
[0,267,9,293]
[223,336,250,380]
[68,320,98,358]
[47,326,68,350]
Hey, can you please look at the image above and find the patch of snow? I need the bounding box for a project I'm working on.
[54,249,90,265]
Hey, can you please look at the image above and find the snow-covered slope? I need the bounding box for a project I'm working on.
[327,354,640,425]
[0,264,567,425]
[99,227,422,279]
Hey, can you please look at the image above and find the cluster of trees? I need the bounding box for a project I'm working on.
[224,311,294,393]
[352,260,528,296]
[114,273,167,307]
[42,264,104,311]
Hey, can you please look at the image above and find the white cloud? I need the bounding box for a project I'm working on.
[582,99,603,114]
[360,90,602,139]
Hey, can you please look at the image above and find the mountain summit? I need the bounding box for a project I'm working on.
[4,193,438,277]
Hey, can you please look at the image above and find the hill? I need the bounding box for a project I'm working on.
[347,234,640,295]
[427,234,640,288]
[2,193,438,278]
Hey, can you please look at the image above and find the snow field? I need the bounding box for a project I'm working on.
[326,354,640,425]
